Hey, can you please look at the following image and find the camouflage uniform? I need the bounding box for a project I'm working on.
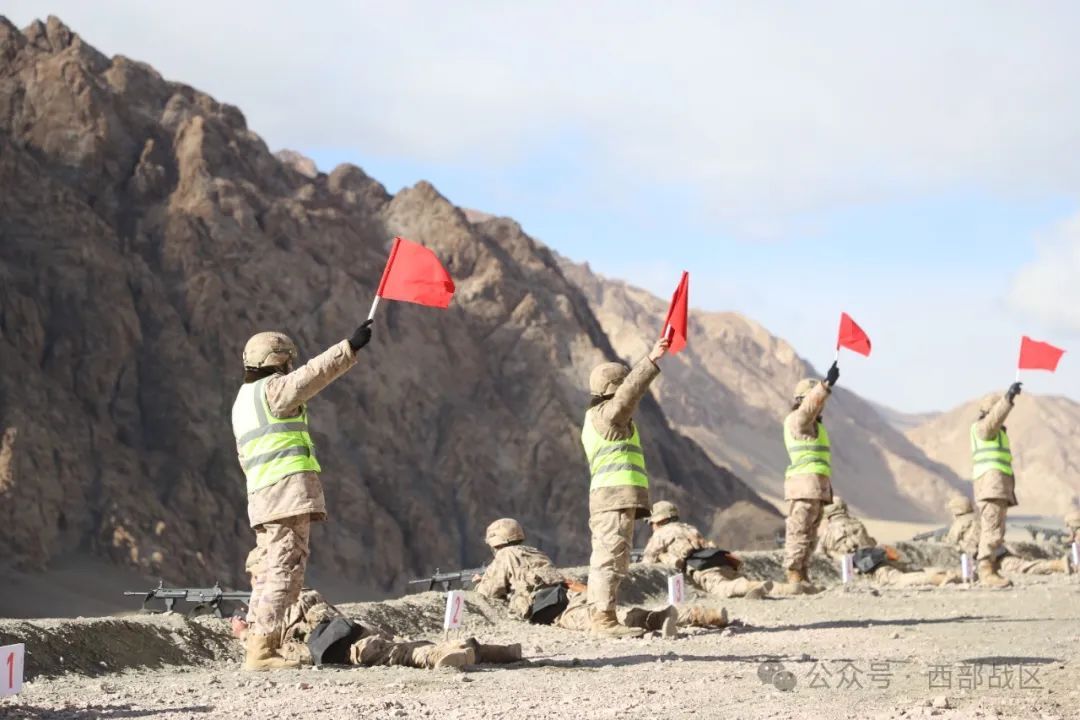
[585,357,659,615]
[946,511,1068,576]
[971,394,1017,562]
[240,340,358,639]
[271,589,489,669]
[475,543,728,632]
[783,382,833,575]
[642,520,775,598]
[819,504,955,587]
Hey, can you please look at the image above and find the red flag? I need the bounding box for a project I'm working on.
[837,312,872,356]
[1018,336,1065,371]
[661,271,689,355]
[375,237,455,308]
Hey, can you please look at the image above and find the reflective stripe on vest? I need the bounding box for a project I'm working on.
[231,377,320,493]
[581,418,648,491]
[784,421,831,478]
[970,424,1013,479]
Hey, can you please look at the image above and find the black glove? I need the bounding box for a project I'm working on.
[349,319,374,352]
[825,361,840,388]
[1006,381,1022,402]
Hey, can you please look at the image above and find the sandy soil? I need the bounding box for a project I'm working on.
[1,553,1077,720]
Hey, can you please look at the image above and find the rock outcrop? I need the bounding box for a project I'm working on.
[0,16,780,591]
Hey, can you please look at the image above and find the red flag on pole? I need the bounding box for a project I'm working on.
[836,312,872,357]
[1018,336,1065,371]
[375,237,455,309]
[661,271,689,355]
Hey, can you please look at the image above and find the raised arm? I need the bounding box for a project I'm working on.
[598,353,662,427]
[790,381,831,434]
[974,393,1014,441]
[264,340,358,417]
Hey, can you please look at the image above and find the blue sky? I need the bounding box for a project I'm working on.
[10,1,1080,412]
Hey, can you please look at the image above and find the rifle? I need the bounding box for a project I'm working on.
[1019,524,1072,542]
[123,581,250,617]
[407,567,486,592]
[911,526,950,542]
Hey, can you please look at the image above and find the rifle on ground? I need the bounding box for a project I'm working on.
[407,567,486,592]
[911,526,950,542]
[123,581,249,617]
[1019,524,1072,543]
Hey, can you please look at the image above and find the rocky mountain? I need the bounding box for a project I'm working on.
[0,16,780,592]
[556,259,967,522]
[906,394,1080,516]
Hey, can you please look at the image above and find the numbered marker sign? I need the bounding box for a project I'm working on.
[960,553,973,582]
[443,590,465,630]
[1072,542,1079,570]
[841,554,854,584]
[1,643,24,698]
[667,574,685,605]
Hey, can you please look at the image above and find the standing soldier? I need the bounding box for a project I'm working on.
[945,496,1070,577]
[231,322,373,671]
[969,383,1022,588]
[1066,510,1080,548]
[782,362,840,588]
[581,338,669,638]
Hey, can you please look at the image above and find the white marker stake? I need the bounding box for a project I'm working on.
[667,574,685,605]
[1071,542,1079,571]
[443,590,465,631]
[1,643,24,698]
[960,553,973,582]
[841,554,854,584]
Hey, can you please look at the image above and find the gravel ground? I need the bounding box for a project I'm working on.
[1,554,1077,719]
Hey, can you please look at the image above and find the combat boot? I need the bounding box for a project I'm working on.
[589,609,645,639]
[743,580,773,600]
[977,559,1012,588]
[1049,557,1071,575]
[243,634,301,672]
[785,569,807,584]
[928,570,961,586]
[680,605,729,629]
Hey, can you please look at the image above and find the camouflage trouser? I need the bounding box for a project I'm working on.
[349,636,447,668]
[871,565,942,587]
[784,499,824,572]
[691,568,754,598]
[1000,556,1062,575]
[977,499,1008,561]
[587,509,635,613]
[249,515,311,637]
[555,590,591,631]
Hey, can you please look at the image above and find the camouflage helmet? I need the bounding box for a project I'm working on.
[1065,510,1080,530]
[589,362,630,396]
[485,518,525,548]
[824,497,848,518]
[243,331,297,369]
[793,378,819,401]
[650,500,679,523]
[947,495,974,516]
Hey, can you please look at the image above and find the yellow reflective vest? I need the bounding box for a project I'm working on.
[581,419,649,491]
[970,425,1013,479]
[784,422,831,478]
[231,377,320,494]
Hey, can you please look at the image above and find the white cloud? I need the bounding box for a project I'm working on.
[1009,213,1080,332]
[7,1,1080,235]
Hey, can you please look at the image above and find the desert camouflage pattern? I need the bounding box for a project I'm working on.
[642,520,761,598]
[971,394,1017,506]
[249,515,311,637]
[587,508,636,613]
[585,355,660,516]
[474,544,566,619]
[244,339,357,528]
[783,381,833,501]
[948,512,1067,574]
[784,499,824,572]
[946,512,979,559]
[816,510,877,559]
[977,499,1009,560]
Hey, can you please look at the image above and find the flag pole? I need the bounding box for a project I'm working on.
[367,295,381,321]
[367,237,403,323]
